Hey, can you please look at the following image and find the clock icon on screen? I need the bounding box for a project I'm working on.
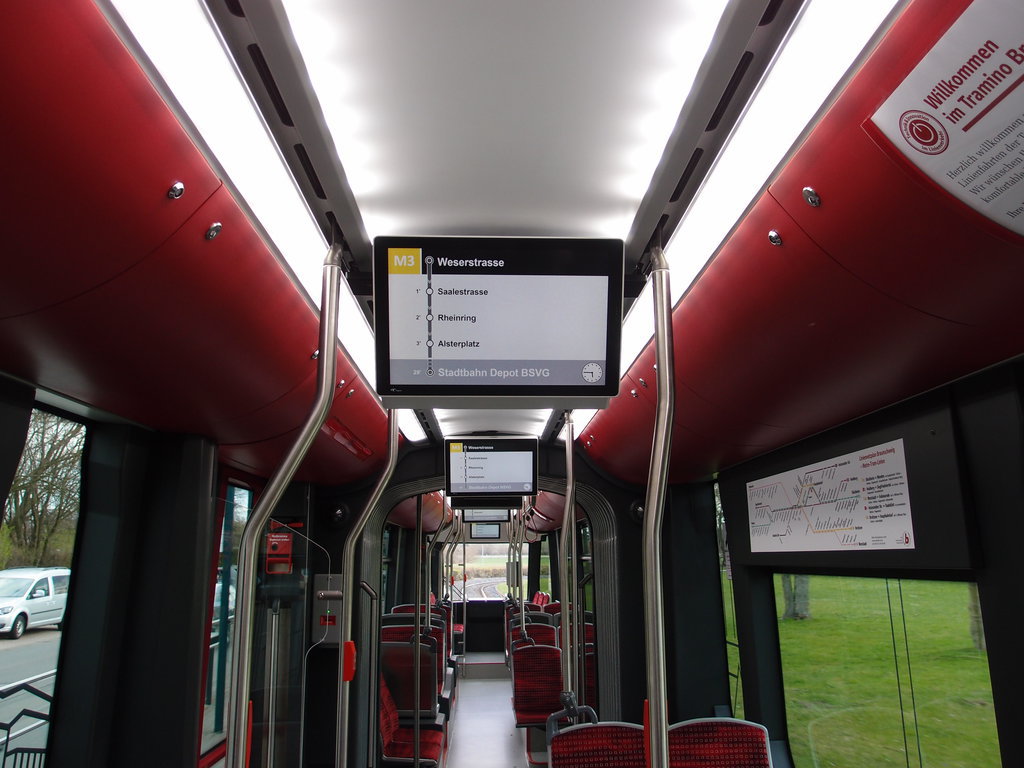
[581,362,603,383]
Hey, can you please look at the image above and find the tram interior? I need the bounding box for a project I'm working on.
[1,0,1023,767]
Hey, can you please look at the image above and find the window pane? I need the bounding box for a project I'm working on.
[538,535,552,595]
[460,543,508,600]
[778,575,1000,768]
[200,484,252,756]
[0,408,85,760]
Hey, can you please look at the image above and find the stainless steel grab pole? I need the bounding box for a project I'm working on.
[226,244,344,768]
[423,511,452,657]
[558,411,577,698]
[642,246,675,768]
[336,409,400,767]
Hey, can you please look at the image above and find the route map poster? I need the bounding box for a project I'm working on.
[870,0,1024,236]
[746,439,916,553]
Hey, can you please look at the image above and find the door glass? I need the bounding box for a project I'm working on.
[199,483,252,757]
[1,408,85,761]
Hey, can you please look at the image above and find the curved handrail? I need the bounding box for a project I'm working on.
[226,244,344,768]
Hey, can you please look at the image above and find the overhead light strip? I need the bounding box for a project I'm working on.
[617,0,903,377]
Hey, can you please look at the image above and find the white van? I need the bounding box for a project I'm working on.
[0,567,71,639]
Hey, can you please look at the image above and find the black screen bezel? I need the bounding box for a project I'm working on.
[373,236,623,401]
[444,436,539,498]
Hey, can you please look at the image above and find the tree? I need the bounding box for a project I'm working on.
[2,410,85,567]
[780,574,811,619]
[968,582,985,652]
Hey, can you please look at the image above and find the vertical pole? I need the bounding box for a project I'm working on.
[266,599,281,767]
[461,534,467,655]
[336,411,401,767]
[514,504,525,607]
[413,497,423,768]
[226,244,344,768]
[507,509,517,604]
[360,581,380,768]
[643,246,675,768]
[559,411,577,699]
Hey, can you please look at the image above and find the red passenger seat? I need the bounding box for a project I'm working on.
[668,718,772,767]
[514,622,557,647]
[380,642,438,718]
[548,722,645,768]
[511,644,563,727]
[382,625,447,683]
[378,675,444,767]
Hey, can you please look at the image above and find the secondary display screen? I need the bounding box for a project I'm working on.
[374,236,623,407]
[445,437,538,497]
[470,523,502,539]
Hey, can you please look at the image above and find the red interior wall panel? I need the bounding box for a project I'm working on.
[0,0,221,319]
[581,376,658,486]
[218,354,387,484]
[769,0,1023,329]
[674,197,950,432]
[387,492,448,531]
[627,341,779,473]
[530,491,568,532]
[588,193,979,485]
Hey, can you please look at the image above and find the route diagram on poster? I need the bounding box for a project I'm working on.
[746,439,915,553]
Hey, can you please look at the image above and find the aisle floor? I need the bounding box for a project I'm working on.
[446,657,533,768]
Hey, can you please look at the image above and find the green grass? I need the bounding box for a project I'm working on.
[723,574,1000,767]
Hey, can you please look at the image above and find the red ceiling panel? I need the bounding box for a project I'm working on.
[0,0,221,319]
[0,186,323,434]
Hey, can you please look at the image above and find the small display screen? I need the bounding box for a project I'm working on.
[470,522,502,539]
[445,436,538,497]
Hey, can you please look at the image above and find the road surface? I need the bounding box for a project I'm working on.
[0,627,61,752]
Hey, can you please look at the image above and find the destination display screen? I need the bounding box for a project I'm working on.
[444,437,538,498]
[373,236,622,407]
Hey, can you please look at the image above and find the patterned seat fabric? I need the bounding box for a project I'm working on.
[378,675,443,766]
[381,624,446,691]
[668,718,772,768]
[511,644,563,727]
[549,722,646,768]
[380,642,438,713]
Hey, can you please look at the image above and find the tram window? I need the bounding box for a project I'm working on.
[777,575,999,768]
[0,408,85,758]
[538,535,552,594]
[577,520,594,613]
[381,524,396,610]
[459,543,509,600]
[200,483,252,756]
